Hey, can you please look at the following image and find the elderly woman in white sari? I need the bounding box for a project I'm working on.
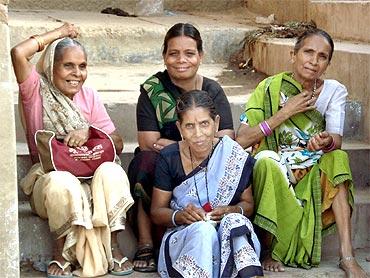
[151,90,263,278]
[11,23,134,277]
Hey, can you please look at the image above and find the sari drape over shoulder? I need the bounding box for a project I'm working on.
[241,72,354,268]
[20,39,134,276]
[157,136,263,278]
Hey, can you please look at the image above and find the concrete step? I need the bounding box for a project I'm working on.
[246,0,370,43]
[247,37,370,142]
[18,201,139,273]
[18,194,370,276]
[11,63,266,145]
[16,141,370,200]
[309,0,370,43]
[8,9,258,65]
[9,0,244,13]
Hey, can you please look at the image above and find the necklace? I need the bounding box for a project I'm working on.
[311,78,318,99]
[188,144,213,212]
[292,73,318,99]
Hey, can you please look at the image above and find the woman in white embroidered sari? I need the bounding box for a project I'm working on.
[151,90,263,278]
[11,23,134,277]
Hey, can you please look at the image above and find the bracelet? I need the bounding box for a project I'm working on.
[29,35,45,52]
[171,210,179,227]
[258,121,273,137]
[237,205,244,216]
[323,136,336,153]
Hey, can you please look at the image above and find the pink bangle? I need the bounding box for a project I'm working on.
[323,136,336,153]
[259,121,273,137]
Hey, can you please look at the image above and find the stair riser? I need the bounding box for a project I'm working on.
[18,200,370,263]
[14,100,367,144]
[247,0,370,43]
[9,25,249,65]
[309,1,370,43]
[18,202,138,264]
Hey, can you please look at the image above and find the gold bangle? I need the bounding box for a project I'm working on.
[29,35,45,52]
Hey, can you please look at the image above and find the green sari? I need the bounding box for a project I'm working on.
[242,72,354,268]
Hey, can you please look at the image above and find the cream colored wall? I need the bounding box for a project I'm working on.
[245,0,309,23]
[0,0,19,276]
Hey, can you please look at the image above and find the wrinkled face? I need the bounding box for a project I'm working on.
[53,46,87,99]
[292,34,331,82]
[163,35,203,82]
[176,107,219,155]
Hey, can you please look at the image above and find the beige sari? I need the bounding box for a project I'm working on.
[20,39,134,276]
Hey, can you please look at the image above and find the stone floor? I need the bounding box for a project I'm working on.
[20,248,370,277]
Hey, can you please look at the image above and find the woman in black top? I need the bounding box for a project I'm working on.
[128,23,234,272]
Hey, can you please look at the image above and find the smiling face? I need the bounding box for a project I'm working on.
[163,35,203,82]
[53,46,87,99]
[176,106,219,156]
[291,34,332,83]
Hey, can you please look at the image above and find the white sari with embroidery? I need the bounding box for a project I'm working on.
[157,136,263,278]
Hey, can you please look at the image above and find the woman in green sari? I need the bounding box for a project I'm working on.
[236,29,368,277]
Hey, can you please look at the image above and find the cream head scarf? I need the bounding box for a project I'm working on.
[37,38,89,138]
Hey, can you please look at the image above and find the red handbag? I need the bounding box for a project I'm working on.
[35,126,116,179]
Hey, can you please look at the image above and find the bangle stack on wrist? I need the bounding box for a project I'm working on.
[323,136,336,153]
[30,35,45,52]
[259,121,273,137]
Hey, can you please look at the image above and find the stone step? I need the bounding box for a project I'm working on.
[246,0,370,43]
[309,0,370,43]
[8,9,258,65]
[247,37,370,142]
[11,63,266,145]
[9,0,244,13]
[18,194,370,276]
[16,141,370,203]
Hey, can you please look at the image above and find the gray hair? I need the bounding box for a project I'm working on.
[54,38,87,62]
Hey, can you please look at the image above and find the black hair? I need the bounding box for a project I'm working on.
[176,90,216,122]
[54,38,87,63]
[162,23,203,55]
[294,28,334,61]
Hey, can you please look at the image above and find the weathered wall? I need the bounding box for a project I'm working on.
[164,0,244,12]
[309,1,370,43]
[245,0,309,23]
[0,0,19,276]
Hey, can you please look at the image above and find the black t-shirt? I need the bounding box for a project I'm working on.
[136,71,233,141]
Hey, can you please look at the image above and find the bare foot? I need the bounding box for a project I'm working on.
[339,256,368,278]
[262,253,285,272]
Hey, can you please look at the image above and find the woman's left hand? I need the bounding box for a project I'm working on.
[208,206,232,222]
[307,131,332,151]
[64,127,89,147]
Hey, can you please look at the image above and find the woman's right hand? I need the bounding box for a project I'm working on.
[177,204,206,225]
[282,90,317,117]
[57,22,79,39]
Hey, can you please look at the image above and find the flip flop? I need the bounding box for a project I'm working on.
[110,257,134,276]
[47,260,72,278]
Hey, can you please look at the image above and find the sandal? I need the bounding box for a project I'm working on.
[133,245,157,273]
[110,257,134,276]
[110,243,134,276]
[47,260,72,278]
